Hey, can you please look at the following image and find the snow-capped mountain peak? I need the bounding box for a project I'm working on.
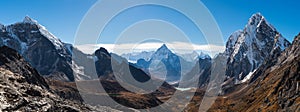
[23,16,38,24]
[121,51,154,63]
[224,13,291,83]
[151,44,174,60]
[229,13,288,59]
[160,44,168,48]
[247,13,264,26]
[246,13,276,33]
[156,44,172,54]
[0,17,75,81]
[20,16,64,51]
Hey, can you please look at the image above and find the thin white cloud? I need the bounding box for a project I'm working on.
[74,42,225,57]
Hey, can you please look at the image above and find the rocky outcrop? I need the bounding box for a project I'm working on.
[0,46,49,88]
[0,46,121,111]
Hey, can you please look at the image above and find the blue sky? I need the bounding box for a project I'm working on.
[0,0,299,44]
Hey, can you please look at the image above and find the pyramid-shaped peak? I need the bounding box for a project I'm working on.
[155,44,172,54]
[252,12,263,18]
[160,44,168,49]
[157,44,171,51]
[247,12,265,26]
[245,12,277,32]
[23,15,38,24]
[251,13,265,20]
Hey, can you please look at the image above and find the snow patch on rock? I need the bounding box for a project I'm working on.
[241,69,257,83]
[23,16,64,50]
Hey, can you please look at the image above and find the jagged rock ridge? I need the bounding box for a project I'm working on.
[224,13,290,84]
[0,16,87,81]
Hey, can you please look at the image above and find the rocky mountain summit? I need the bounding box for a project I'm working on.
[135,44,198,83]
[208,33,300,112]
[181,13,290,89]
[0,16,79,81]
[224,13,291,84]
[185,13,299,111]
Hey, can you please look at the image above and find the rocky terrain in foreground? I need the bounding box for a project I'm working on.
[0,46,121,112]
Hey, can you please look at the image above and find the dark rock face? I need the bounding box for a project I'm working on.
[0,46,48,88]
[252,33,300,110]
[94,47,113,77]
[0,17,74,81]
[91,47,176,109]
[94,47,151,82]
[94,47,153,83]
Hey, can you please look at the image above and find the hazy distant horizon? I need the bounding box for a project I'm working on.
[75,42,224,57]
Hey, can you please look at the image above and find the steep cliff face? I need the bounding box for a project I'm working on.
[224,13,290,84]
[0,17,76,81]
[208,34,300,112]
[183,13,291,89]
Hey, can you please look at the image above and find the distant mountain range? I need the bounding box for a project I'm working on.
[0,13,299,111]
[121,47,210,64]
[121,51,155,63]
[0,16,175,111]
[132,44,210,83]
